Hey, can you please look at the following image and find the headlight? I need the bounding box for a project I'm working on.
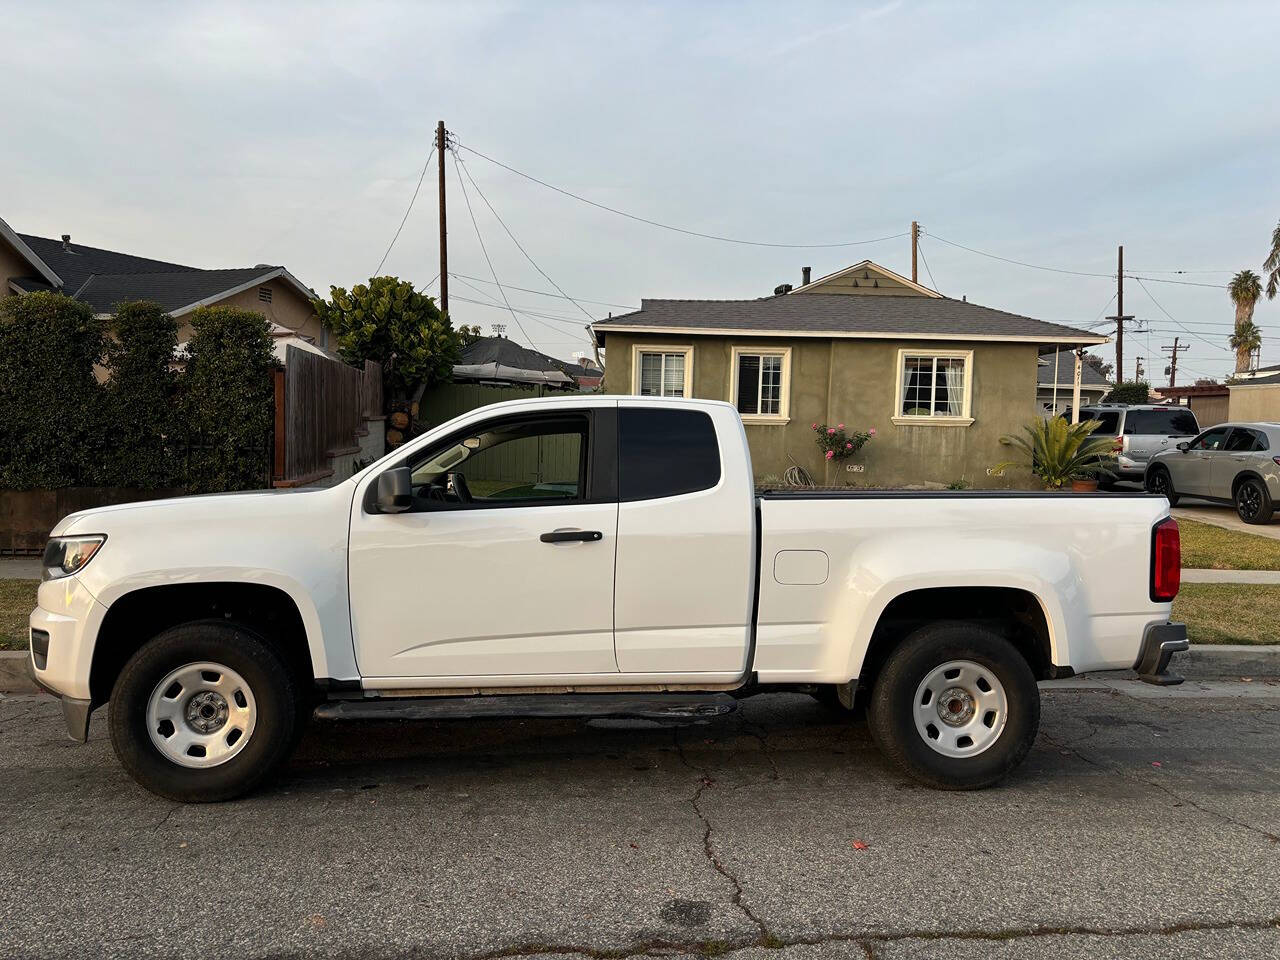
[41,535,106,581]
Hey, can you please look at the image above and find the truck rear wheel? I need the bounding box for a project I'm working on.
[109,621,300,802]
[867,622,1039,790]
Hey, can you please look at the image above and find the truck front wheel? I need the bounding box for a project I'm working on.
[109,621,300,802]
[867,623,1040,790]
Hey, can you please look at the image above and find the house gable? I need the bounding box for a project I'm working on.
[790,260,940,298]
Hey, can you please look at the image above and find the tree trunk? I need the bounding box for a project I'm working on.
[1234,300,1254,373]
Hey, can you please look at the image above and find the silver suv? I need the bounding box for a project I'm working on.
[1076,404,1200,483]
[1145,422,1280,524]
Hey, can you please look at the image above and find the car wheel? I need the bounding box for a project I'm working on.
[1146,466,1180,506]
[109,620,300,803]
[867,622,1040,790]
[1235,477,1275,525]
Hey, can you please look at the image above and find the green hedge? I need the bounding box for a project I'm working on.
[0,294,275,492]
[1103,381,1150,404]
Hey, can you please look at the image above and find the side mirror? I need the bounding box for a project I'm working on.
[376,467,413,513]
[1176,442,1189,452]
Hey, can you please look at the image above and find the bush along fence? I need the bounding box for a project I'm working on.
[0,293,376,552]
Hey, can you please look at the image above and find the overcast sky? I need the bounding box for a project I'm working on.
[5,0,1278,381]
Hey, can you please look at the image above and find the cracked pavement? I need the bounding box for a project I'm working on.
[2,680,1280,958]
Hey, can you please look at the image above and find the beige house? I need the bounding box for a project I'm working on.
[0,215,325,350]
[592,261,1107,488]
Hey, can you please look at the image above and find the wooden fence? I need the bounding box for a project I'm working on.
[273,347,383,485]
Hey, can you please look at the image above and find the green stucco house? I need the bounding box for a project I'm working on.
[591,261,1107,488]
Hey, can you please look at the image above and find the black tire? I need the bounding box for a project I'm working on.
[866,622,1040,790]
[109,620,300,803]
[1235,477,1275,525]
[1146,466,1180,506]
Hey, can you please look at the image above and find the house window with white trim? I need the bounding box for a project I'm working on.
[731,347,791,422]
[633,346,692,397]
[895,350,973,422]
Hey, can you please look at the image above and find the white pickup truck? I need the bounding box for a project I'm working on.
[29,396,1187,801]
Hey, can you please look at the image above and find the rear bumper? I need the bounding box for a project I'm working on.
[1134,621,1188,685]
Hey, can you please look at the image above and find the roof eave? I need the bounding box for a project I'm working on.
[0,217,62,288]
[588,323,1109,346]
[167,266,316,318]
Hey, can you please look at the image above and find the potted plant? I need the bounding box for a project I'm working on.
[998,417,1117,491]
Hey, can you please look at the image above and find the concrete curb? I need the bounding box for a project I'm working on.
[4,645,1280,697]
[0,651,39,695]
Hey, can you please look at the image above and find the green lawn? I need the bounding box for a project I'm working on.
[1178,518,1280,571]
[0,579,36,650]
[1173,582,1280,645]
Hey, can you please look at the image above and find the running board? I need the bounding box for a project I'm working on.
[314,692,739,722]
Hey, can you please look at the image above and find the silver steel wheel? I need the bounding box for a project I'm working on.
[913,660,1008,759]
[146,661,257,768]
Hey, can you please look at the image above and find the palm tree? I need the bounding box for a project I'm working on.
[1265,219,1280,300]
[1229,320,1263,373]
[1228,270,1263,372]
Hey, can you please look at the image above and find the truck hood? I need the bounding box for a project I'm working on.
[52,486,348,538]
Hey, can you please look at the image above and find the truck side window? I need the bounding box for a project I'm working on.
[619,408,720,501]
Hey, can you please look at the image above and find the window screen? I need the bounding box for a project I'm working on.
[901,355,966,417]
[619,408,720,501]
[638,352,687,397]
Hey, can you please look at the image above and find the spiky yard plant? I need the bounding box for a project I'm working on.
[999,417,1118,490]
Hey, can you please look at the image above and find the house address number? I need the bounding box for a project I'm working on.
[845,463,865,473]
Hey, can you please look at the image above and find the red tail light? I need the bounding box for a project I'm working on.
[1151,517,1180,602]
[1113,436,1124,453]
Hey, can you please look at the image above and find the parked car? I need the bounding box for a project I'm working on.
[1074,404,1200,483]
[1145,421,1280,524]
[29,397,1187,801]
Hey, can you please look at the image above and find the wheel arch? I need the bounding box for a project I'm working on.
[89,582,317,704]
[1231,469,1269,497]
[853,585,1059,693]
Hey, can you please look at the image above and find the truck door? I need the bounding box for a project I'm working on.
[612,402,756,677]
[348,404,619,681]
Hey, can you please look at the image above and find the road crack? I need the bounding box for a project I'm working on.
[673,727,777,947]
[1041,732,1280,844]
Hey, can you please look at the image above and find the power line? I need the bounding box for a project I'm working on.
[456,139,909,250]
[1125,274,1227,290]
[449,271,638,311]
[373,146,435,276]
[1132,277,1231,353]
[449,277,592,329]
[453,155,599,324]
[926,233,1115,279]
[917,239,941,294]
[450,148,534,348]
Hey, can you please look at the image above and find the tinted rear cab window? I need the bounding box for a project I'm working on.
[619,408,721,501]
[1079,410,1120,434]
[1123,409,1199,436]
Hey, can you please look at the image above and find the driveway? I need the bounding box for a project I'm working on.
[1172,499,1280,539]
[3,682,1280,959]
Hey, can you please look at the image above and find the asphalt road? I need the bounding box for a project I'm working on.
[3,680,1280,959]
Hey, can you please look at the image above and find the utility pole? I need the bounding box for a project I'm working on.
[1162,337,1188,388]
[1105,245,1134,383]
[910,221,919,283]
[436,120,449,316]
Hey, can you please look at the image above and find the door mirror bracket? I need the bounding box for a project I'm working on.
[1176,442,1189,452]
[376,467,413,513]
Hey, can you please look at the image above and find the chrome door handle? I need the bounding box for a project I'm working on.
[540,530,603,544]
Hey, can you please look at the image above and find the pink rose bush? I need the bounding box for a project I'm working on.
[811,421,874,462]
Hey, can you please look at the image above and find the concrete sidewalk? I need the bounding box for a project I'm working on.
[1183,568,1280,584]
[0,558,40,580]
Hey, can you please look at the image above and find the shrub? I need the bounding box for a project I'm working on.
[811,421,875,462]
[103,301,179,487]
[999,417,1118,489]
[179,306,277,493]
[0,292,107,488]
[1102,380,1149,404]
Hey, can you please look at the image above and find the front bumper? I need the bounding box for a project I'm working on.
[26,658,94,742]
[1134,621,1188,685]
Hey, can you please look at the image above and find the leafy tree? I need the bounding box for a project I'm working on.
[1264,219,1280,300]
[1229,320,1263,371]
[1228,270,1263,372]
[313,276,460,404]
[999,417,1117,489]
[1082,352,1113,380]
[0,292,107,488]
[103,300,178,487]
[180,306,276,493]
[1102,381,1149,404]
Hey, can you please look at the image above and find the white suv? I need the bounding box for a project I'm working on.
[1076,404,1200,483]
